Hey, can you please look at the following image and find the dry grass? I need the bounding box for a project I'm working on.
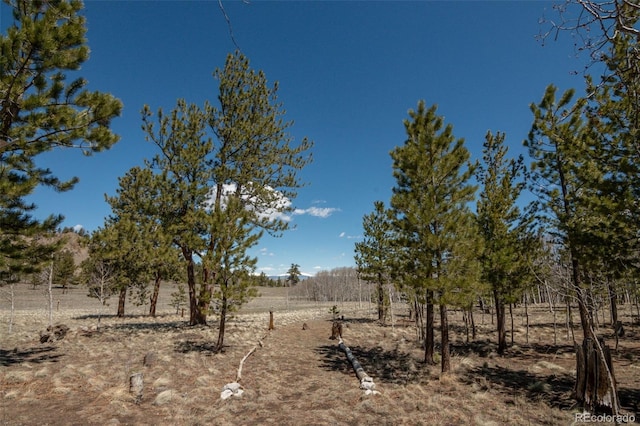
[1,283,639,425]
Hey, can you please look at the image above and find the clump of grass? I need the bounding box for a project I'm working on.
[527,380,551,394]
[4,370,33,383]
[153,389,175,406]
[4,390,20,399]
[34,367,50,378]
[153,375,172,390]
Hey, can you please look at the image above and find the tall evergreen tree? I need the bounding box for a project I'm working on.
[476,130,529,354]
[526,85,594,338]
[141,51,312,326]
[209,196,260,350]
[0,0,121,281]
[526,84,620,413]
[390,100,479,373]
[355,200,395,324]
[86,215,153,317]
[286,263,301,286]
[141,100,211,325]
[105,166,181,317]
[53,249,76,293]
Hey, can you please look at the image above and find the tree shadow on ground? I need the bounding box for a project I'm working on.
[315,343,427,385]
[618,387,640,415]
[324,317,378,325]
[174,340,219,355]
[462,364,576,410]
[107,321,194,332]
[450,339,576,360]
[0,346,63,366]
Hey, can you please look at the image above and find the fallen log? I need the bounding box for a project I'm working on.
[338,338,377,393]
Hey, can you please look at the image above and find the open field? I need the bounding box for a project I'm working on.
[1,283,639,425]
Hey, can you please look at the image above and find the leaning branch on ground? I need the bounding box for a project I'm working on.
[220,330,270,400]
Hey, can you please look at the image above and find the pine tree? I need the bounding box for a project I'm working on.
[390,100,478,373]
[526,85,594,338]
[476,130,529,354]
[208,196,260,350]
[0,0,121,282]
[141,100,211,324]
[84,214,153,317]
[141,51,312,326]
[526,84,620,414]
[105,166,180,317]
[286,263,301,286]
[53,249,76,293]
[355,200,395,324]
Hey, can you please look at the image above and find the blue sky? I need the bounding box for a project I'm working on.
[3,1,590,276]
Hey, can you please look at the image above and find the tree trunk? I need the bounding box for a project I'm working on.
[216,295,228,351]
[567,296,575,341]
[47,261,54,328]
[440,303,450,373]
[494,290,507,355]
[470,307,476,340]
[424,290,435,365]
[570,257,591,341]
[182,249,200,326]
[463,310,470,343]
[195,284,210,325]
[8,283,15,333]
[149,274,161,317]
[608,281,618,326]
[567,252,619,413]
[117,286,127,317]
[509,302,514,346]
[330,321,343,340]
[377,274,386,324]
[574,337,619,414]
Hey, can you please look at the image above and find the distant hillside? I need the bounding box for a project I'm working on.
[62,232,89,266]
[45,231,89,267]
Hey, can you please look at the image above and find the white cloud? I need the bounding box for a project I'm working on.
[339,231,361,239]
[204,183,339,222]
[204,183,293,222]
[293,206,340,218]
[258,248,275,256]
[73,224,84,232]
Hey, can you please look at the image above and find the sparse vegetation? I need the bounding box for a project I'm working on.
[1,283,638,425]
[1,0,640,422]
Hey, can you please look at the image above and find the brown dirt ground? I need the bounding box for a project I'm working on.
[1,284,639,425]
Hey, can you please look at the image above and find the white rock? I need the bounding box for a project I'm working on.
[223,382,242,392]
[360,380,376,391]
[220,389,234,400]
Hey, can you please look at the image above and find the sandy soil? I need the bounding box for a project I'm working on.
[1,284,638,425]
